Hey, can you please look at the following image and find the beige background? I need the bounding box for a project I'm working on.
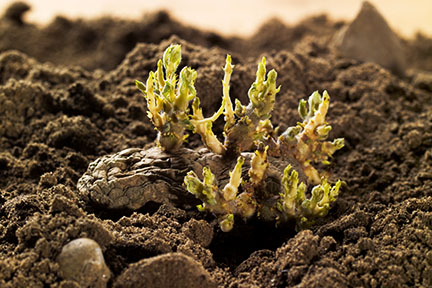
[0,0,431,37]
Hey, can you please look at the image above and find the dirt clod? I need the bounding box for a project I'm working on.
[113,253,217,288]
[182,219,214,248]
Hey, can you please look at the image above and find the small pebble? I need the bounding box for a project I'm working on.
[57,238,111,288]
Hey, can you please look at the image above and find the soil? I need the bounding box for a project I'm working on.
[1,2,432,288]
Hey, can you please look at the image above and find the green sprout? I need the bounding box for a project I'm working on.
[137,45,344,231]
[136,44,196,152]
[278,90,345,184]
[184,156,256,232]
[277,166,341,229]
[248,146,269,185]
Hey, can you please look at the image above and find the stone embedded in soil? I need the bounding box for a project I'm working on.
[334,1,406,75]
[113,253,217,288]
[56,238,111,288]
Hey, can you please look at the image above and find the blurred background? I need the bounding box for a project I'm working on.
[0,0,431,37]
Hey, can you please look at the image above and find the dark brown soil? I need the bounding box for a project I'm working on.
[1,2,432,288]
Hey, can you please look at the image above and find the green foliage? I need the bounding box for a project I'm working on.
[278,166,341,229]
[136,44,197,152]
[137,44,344,232]
[184,156,256,232]
[279,90,345,184]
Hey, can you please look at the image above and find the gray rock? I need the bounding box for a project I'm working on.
[114,253,217,288]
[57,238,111,288]
[334,1,406,76]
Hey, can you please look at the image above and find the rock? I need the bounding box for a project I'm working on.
[57,238,111,288]
[334,1,406,76]
[114,253,217,288]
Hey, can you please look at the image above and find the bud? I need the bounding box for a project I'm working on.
[223,157,244,200]
[163,44,182,79]
[219,214,235,232]
[298,99,307,120]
